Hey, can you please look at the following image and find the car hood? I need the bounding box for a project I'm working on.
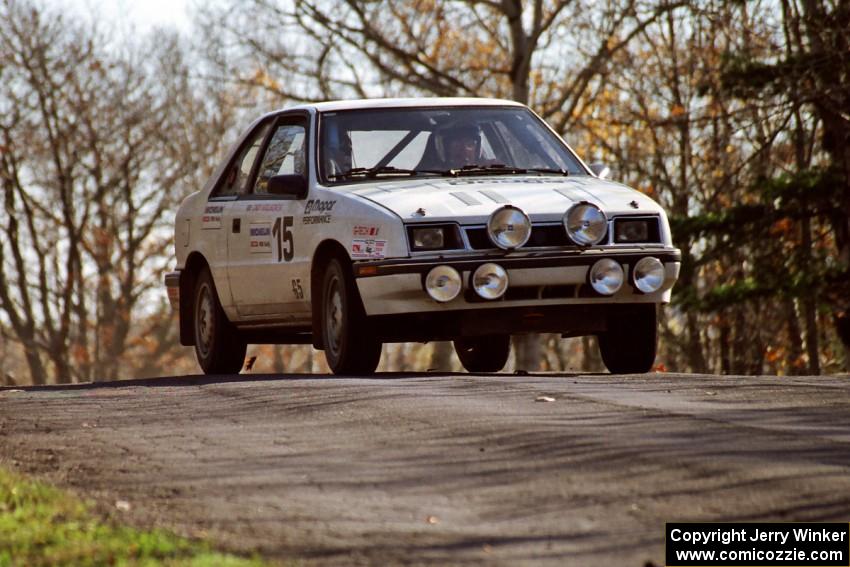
[345,175,662,223]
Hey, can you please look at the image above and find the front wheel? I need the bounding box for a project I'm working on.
[193,267,247,374]
[321,258,382,374]
[454,335,511,373]
[598,304,657,374]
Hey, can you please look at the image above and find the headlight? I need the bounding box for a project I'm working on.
[472,263,508,300]
[425,266,462,302]
[632,257,665,293]
[615,219,648,243]
[407,224,463,251]
[412,227,444,250]
[487,205,531,250]
[589,258,624,295]
[614,217,660,243]
[564,202,607,246]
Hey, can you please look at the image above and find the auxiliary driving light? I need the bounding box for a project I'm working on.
[487,205,531,250]
[425,265,462,302]
[589,258,624,295]
[565,202,607,246]
[632,256,665,294]
[472,263,508,300]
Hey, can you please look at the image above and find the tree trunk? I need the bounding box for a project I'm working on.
[542,334,563,371]
[783,298,804,375]
[719,313,731,375]
[799,0,850,370]
[273,346,286,373]
[513,334,541,371]
[580,336,604,373]
[686,311,707,373]
[429,341,454,371]
[22,341,47,386]
[801,215,821,375]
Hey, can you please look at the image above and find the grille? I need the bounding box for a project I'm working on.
[465,224,571,250]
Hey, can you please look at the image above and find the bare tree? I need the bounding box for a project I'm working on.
[0,0,238,383]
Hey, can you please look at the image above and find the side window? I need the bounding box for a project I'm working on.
[254,123,306,194]
[214,122,271,197]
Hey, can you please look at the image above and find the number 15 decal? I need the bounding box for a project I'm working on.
[272,216,294,262]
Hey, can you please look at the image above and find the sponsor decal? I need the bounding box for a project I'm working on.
[304,199,336,214]
[201,205,223,229]
[303,199,336,225]
[246,203,283,212]
[353,225,380,237]
[303,215,332,225]
[351,239,386,259]
[250,241,272,250]
[202,205,224,229]
[249,222,272,254]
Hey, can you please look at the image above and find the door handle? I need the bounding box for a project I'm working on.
[232,218,241,233]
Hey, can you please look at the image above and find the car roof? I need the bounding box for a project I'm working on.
[275,97,526,114]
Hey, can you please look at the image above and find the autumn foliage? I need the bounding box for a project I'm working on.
[1,0,848,383]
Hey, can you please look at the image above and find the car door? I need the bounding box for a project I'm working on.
[205,119,273,314]
[226,113,311,322]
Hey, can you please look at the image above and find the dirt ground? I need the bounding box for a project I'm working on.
[2,372,849,566]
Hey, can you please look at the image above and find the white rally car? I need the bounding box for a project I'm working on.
[165,98,680,375]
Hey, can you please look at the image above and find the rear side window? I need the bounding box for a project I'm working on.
[213,121,272,197]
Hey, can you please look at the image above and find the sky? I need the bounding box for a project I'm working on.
[66,0,192,33]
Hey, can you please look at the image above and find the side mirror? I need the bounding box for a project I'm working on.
[268,174,307,198]
[589,163,611,179]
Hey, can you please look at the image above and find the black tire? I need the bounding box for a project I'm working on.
[321,258,382,374]
[454,335,511,373]
[598,304,657,373]
[193,267,247,374]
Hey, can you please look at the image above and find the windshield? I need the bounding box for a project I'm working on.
[318,106,586,184]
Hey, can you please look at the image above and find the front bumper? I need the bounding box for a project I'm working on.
[354,247,681,316]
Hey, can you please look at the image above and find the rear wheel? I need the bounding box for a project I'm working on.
[321,258,382,374]
[193,267,247,374]
[454,335,511,373]
[598,304,657,373]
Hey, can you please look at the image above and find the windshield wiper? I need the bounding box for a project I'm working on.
[449,164,520,176]
[525,168,569,176]
[448,164,569,177]
[328,164,569,180]
[327,166,442,180]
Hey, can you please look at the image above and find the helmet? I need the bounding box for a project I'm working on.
[435,121,481,166]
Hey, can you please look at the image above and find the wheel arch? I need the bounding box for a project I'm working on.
[179,251,211,346]
[310,239,352,349]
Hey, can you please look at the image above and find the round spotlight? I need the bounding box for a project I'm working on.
[633,257,665,294]
[425,265,462,303]
[589,258,624,295]
[487,205,531,250]
[472,263,508,300]
[564,202,607,246]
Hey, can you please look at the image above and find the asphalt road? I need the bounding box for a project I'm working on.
[1,372,850,566]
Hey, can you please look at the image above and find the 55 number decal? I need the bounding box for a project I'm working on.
[291,278,304,299]
[272,216,294,262]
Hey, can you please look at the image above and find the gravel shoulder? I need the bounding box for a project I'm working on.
[2,372,850,566]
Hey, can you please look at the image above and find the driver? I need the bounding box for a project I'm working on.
[324,123,352,176]
[437,122,485,169]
